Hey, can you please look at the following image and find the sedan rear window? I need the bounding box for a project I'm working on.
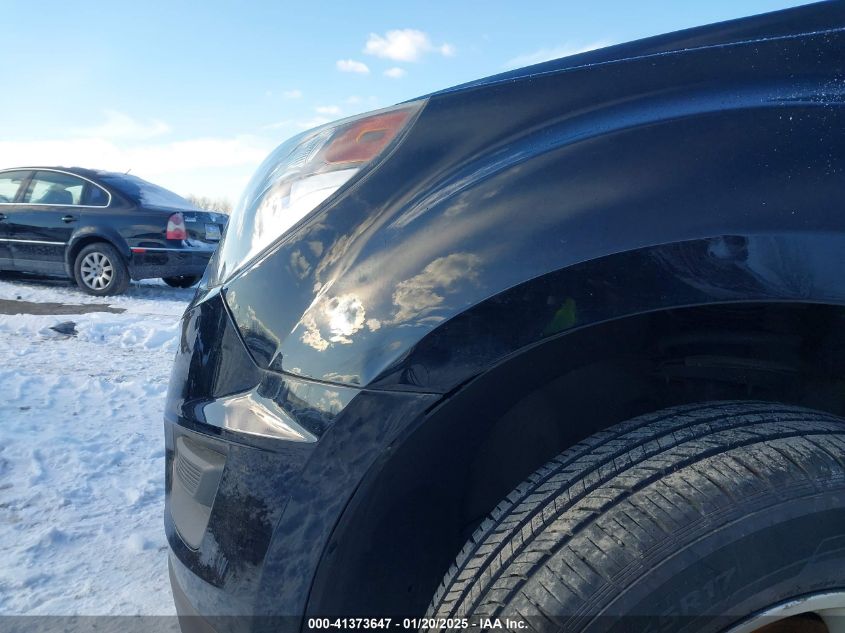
[99,173,197,210]
[82,184,110,206]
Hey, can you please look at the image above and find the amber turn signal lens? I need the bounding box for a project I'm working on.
[324,110,414,164]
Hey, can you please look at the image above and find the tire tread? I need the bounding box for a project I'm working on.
[426,401,845,624]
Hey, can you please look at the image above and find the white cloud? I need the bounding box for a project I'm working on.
[126,137,270,172]
[0,135,270,174]
[336,59,370,74]
[383,67,406,79]
[504,40,612,69]
[282,89,303,99]
[316,105,342,115]
[364,29,455,62]
[71,110,170,141]
[439,43,456,57]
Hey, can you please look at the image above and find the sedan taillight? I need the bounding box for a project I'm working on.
[166,212,187,240]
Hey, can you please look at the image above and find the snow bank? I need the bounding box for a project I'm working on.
[0,312,181,353]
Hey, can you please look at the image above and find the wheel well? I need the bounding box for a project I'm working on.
[66,236,125,271]
[308,301,845,617]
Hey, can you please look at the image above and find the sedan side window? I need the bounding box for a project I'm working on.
[23,171,87,206]
[0,171,30,203]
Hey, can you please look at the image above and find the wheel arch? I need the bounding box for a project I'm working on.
[306,298,845,618]
[65,228,130,277]
[369,232,845,390]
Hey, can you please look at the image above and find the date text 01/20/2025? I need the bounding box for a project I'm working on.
[307,618,528,629]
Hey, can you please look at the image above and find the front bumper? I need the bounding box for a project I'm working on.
[164,291,436,627]
[129,247,214,280]
[169,555,302,633]
[170,557,220,633]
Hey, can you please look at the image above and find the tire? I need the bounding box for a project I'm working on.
[162,275,200,288]
[427,401,845,633]
[73,242,130,296]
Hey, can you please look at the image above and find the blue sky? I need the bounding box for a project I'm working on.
[0,0,815,203]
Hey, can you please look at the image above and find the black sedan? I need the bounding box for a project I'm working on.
[0,167,225,295]
[166,3,845,632]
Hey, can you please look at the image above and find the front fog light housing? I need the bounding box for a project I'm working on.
[210,100,425,286]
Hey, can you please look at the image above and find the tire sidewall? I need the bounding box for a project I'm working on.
[162,276,199,288]
[588,492,845,633]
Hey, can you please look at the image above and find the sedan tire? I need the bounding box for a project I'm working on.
[162,275,200,288]
[427,401,845,632]
[73,242,130,296]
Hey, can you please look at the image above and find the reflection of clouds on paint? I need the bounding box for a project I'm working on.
[297,252,482,351]
[322,371,362,384]
[300,313,329,352]
[326,294,366,344]
[310,206,388,288]
[290,250,311,278]
[443,182,505,218]
[391,252,481,324]
[390,158,524,230]
[318,390,346,413]
[300,292,379,351]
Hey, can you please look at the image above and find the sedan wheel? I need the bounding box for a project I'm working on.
[73,243,130,296]
[727,592,845,633]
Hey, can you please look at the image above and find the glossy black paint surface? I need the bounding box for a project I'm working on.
[165,293,435,622]
[224,20,845,391]
[166,2,845,626]
[0,166,223,280]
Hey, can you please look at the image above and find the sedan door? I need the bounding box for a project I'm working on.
[0,170,32,269]
[6,170,86,275]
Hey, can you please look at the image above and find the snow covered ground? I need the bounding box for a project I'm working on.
[0,274,193,616]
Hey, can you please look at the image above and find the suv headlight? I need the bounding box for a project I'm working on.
[209,100,425,286]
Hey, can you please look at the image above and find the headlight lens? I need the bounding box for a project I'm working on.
[210,101,424,286]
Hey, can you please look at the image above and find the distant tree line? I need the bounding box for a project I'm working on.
[186,195,232,214]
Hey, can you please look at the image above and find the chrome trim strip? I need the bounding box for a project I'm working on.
[0,238,65,245]
[0,167,112,208]
[0,202,110,209]
[132,246,216,253]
